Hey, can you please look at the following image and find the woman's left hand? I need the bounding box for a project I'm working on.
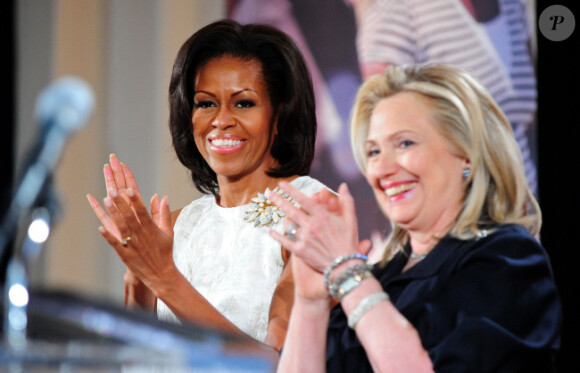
[98,189,175,292]
[86,155,176,294]
[269,182,361,273]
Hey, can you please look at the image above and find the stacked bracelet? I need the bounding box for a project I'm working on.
[323,253,368,290]
[347,291,389,329]
[324,253,374,300]
[328,264,373,299]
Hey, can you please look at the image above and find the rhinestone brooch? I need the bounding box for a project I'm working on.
[244,187,294,227]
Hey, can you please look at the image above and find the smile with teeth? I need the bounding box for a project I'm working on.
[210,138,244,147]
[385,182,417,197]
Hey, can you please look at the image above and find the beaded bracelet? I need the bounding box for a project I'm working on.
[347,291,390,329]
[331,263,373,287]
[323,253,368,290]
[328,263,374,299]
[331,269,373,299]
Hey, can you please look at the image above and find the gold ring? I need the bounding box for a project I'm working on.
[121,236,132,246]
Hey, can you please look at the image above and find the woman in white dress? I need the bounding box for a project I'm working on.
[86,19,327,351]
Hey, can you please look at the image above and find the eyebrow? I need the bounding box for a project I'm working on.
[365,129,417,145]
[193,88,257,97]
[364,138,377,147]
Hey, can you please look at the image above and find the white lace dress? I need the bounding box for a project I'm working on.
[156,176,327,342]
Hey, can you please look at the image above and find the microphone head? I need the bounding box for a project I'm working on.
[35,76,95,133]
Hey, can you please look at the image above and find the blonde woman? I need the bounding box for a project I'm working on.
[270,64,561,372]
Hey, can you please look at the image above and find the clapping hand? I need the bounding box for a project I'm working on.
[269,183,370,302]
[86,154,174,301]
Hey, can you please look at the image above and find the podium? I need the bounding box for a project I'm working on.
[0,290,277,372]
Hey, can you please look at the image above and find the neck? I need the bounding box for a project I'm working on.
[216,173,299,207]
[408,233,441,257]
[407,210,459,256]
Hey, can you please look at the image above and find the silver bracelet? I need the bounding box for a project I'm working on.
[328,265,373,299]
[323,253,368,290]
[347,291,389,329]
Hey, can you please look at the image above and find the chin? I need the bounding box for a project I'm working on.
[386,207,417,227]
[209,160,243,174]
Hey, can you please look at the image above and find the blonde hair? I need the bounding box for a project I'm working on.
[350,64,541,263]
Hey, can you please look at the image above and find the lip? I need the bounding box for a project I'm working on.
[381,180,415,190]
[381,181,417,199]
[208,135,246,154]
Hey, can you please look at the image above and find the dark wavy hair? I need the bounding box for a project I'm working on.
[168,19,316,196]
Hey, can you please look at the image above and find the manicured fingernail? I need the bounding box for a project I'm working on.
[108,189,118,198]
[104,198,113,207]
[126,188,134,197]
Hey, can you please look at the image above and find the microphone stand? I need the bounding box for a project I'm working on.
[0,108,74,352]
[2,179,59,350]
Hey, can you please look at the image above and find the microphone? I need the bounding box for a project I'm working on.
[0,76,95,262]
[35,75,94,134]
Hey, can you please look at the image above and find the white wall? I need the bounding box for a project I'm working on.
[16,0,225,303]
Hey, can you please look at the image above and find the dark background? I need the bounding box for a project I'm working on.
[1,1,578,371]
[537,0,579,371]
[0,1,15,277]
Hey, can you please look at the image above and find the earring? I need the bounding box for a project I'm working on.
[462,167,472,180]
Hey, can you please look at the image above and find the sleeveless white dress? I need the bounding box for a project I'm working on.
[157,176,327,342]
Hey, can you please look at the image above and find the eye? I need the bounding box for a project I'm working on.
[235,99,256,108]
[398,139,414,148]
[194,100,216,109]
[366,148,380,158]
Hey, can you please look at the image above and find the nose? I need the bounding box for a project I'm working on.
[212,105,235,130]
[366,149,397,181]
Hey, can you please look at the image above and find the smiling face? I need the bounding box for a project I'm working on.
[365,92,468,237]
[192,55,277,183]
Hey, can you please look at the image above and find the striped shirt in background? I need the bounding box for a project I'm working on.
[355,0,538,194]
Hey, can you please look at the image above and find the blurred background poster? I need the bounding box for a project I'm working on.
[229,0,389,246]
[227,0,539,249]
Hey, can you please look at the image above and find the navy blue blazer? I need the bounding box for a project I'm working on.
[326,224,562,372]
